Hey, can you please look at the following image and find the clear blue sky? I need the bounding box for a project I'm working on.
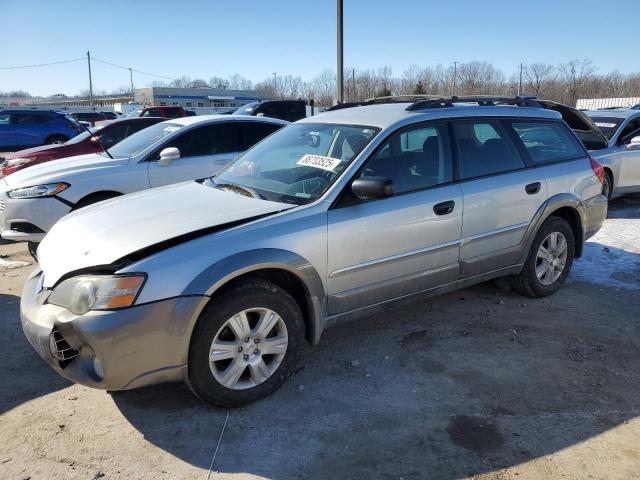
[1,0,638,96]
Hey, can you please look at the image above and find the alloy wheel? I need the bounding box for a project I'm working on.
[208,307,288,390]
[535,232,568,286]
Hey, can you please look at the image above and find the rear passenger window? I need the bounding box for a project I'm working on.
[238,122,282,150]
[511,122,583,164]
[453,121,524,180]
[361,123,453,194]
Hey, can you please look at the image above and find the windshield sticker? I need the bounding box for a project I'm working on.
[595,122,617,128]
[297,154,341,172]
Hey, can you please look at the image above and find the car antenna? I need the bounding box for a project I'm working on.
[77,121,113,159]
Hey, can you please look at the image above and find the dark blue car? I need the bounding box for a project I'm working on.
[0,110,83,151]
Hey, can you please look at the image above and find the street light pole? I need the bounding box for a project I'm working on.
[336,0,344,104]
[518,62,523,96]
[87,51,94,107]
[129,68,134,100]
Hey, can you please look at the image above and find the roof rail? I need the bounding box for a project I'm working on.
[406,95,542,111]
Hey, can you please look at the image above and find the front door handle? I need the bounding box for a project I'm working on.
[525,182,541,195]
[433,200,455,216]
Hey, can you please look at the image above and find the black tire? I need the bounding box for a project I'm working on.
[511,217,575,298]
[602,171,613,200]
[45,135,68,145]
[187,278,305,407]
[27,241,39,261]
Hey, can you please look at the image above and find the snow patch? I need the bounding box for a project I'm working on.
[0,258,30,270]
[570,218,640,290]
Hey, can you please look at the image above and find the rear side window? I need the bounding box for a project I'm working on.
[511,122,584,164]
[13,113,46,124]
[453,120,525,180]
[238,122,282,150]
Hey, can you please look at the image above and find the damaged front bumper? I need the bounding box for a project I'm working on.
[20,268,207,391]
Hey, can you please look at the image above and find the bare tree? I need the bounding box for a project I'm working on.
[209,77,229,90]
[558,59,596,105]
[227,74,253,90]
[523,63,556,97]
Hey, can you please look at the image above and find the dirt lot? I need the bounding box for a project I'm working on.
[1,197,639,480]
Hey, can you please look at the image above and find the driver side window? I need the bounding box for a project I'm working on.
[360,123,453,195]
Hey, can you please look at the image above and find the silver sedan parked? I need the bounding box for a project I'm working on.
[585,109,640,199]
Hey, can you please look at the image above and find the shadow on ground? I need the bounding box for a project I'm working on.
[0,293,71,416]
[607,194,640,219]
[111,274,640,479]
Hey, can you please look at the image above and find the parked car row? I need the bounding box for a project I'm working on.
[1,117,166,176]
[14,95,611,407]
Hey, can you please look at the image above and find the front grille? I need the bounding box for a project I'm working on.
[49,328,79,368]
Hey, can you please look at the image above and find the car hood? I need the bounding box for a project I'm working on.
[4,144,66,160]
[37,181,293,287]
[3,153,128,188]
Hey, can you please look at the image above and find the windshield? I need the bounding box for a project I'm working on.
[107,122,182,158]
[209,123,380,205]
[64,127,98,145]
[590,116,624,140]
[125,108,143,118]
[233,102,258,115]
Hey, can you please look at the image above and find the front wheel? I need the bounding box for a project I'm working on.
[27,241,39,260]
[187,279,305,407]
[511,217,575,298]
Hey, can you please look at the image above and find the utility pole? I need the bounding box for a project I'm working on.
[518,62,523,96]
[352,68,356,102]
[86,51,94,107]
[452,61,459,96]
[336,0,344,104]
[129,67,134,100]
[273,72,277,98]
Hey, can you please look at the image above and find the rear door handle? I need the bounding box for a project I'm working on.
[433,200,455,216]
[525,182,541,195]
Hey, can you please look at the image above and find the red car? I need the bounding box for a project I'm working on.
[1,117,164,177]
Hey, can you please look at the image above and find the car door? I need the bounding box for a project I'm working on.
[147,122,241,187]
[611,117,640,192]
[9,113,45,147]
[327,122,463,315]
[0,112,11,148]
[453,118,548,277]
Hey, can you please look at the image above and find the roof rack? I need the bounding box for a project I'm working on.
[327,95,542,112]
[406,95,542,111]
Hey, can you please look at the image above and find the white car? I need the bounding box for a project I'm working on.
[0,115,287,254]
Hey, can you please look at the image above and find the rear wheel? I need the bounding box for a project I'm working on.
[511,217,575,298]
[45,135,68,145]
[187,279,305,407]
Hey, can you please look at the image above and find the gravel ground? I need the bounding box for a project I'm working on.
[1,197,639,480]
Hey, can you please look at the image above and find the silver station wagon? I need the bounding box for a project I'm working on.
[21,96,608,407]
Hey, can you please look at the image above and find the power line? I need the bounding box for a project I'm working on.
[0,58,85,70]
[92,56,174,81]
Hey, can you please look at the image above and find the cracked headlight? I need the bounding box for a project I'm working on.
[8,182,69,199]
[48,274,146,315]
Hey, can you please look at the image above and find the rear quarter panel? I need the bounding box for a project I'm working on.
[536,157,602,202]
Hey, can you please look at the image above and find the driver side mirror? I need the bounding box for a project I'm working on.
[158,147,180,166]
[89,136,102,147]
[351,176,394,200]
[626,136,640,151]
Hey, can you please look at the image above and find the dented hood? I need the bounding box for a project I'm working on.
[38,181,292,287]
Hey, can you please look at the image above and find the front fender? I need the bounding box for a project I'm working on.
[185,248,327,344]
